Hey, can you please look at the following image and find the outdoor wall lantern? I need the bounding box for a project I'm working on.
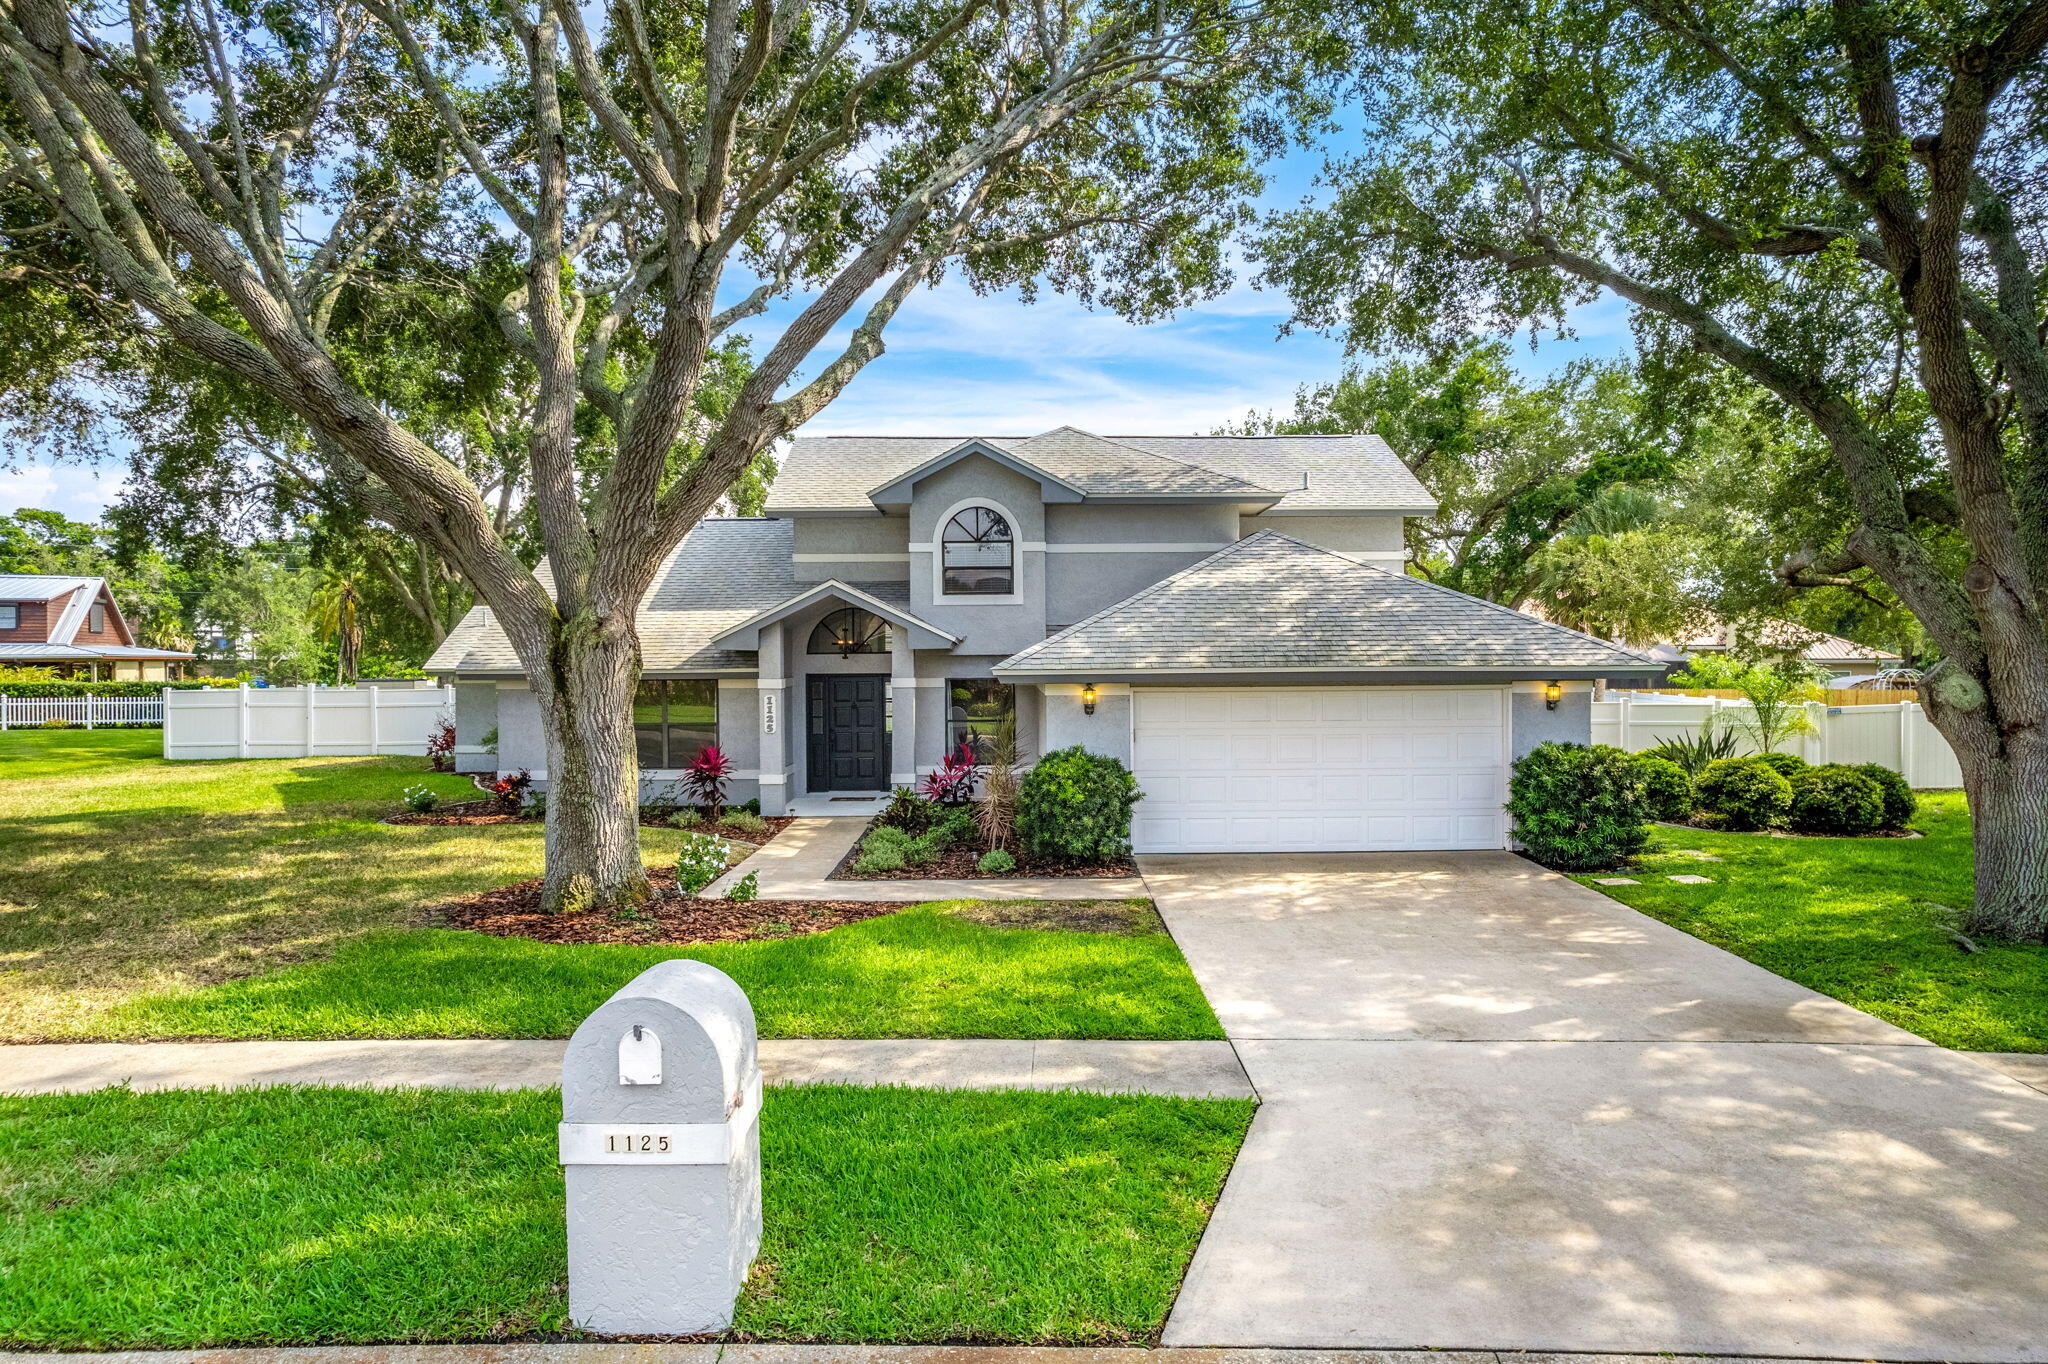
[1544,681,1563,710]
[1082,683,1098,715]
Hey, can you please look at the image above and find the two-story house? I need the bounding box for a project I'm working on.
[0,575,195,680]
[429,428,1659,854]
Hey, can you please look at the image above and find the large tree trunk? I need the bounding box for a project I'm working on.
[1924,670,2048,941]
[530,618,649,914]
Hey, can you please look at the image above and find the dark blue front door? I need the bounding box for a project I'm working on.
[807,675,887,792]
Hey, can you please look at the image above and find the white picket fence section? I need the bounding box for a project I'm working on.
[1592,691,1963,789]
[0,693,166,728]
[164,683,454,760]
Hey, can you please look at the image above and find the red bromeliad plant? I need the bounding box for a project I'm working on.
[919,743,979,806]
[683,746,736,822]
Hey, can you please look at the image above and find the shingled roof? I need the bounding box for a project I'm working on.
[995,532,1662,677]
[424,519,916,675]
[766,428,1434,513]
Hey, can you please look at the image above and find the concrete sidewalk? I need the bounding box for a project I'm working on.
[702,817,1149,901]
[1144,850,2048,1362]
[1,1348,1994,1364]
[0,1037,1252,1098]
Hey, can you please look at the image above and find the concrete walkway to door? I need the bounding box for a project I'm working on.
[1143,851,2048,1362]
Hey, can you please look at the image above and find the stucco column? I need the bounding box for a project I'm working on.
[756,627,790,815]
[889,634,917,789]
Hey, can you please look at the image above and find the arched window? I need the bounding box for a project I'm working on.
[807,607,889,657]
[940,506,1014,595]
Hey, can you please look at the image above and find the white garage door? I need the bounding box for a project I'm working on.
[1131,687,1510,854]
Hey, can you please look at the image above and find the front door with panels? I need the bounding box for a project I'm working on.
[806,675,888,792]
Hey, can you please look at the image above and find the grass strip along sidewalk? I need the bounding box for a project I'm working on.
[1575,792,2048,1053]
[0,1084,1254,1349]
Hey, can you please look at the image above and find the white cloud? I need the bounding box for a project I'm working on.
[0,460,128,521]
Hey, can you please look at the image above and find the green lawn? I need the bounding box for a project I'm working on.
[0,1084,1254,1348]
[1,730,1220,1041]
[1575,791,2048,1053]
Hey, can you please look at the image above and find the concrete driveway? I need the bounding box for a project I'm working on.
[1144,851,2048,1361]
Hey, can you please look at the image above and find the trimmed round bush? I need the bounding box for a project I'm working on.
[1696,757,1792,830]
[976,848,1017,875]
[1016,746,1142,865]
[851,846,904,876]
[1631,755,1695,822]
[1747,750,1808,779]
[1855,763,1917,829]
[1787,765,1886,835]
[1506,742,1652,871]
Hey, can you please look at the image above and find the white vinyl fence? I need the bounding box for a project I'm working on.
[164,683,454,760]
[0,693,165,728]
[1592,691,1963,789]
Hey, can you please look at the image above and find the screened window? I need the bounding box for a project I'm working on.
[0,604,17,630]
[807,607,889,656]
[88,602,106,634]
[941,507,1014,595]
[633,679,719,769]
[946,678,1014,760]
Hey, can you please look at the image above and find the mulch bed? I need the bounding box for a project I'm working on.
[384,802,795,844]
[433,867,915,944]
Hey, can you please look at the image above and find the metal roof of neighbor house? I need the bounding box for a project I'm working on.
[1680,619,1903,662]
[0,574,99,602]
[0,642,192,660]
[767,428,1435,513]
[424,518,918,676]
[995,531,1663,676]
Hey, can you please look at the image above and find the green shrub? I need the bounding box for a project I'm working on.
[850,846,904,876]
[976,848,1017,875]
[1696,757,1793,830]
[862,824,912,856]
[1505,742,1652,871]
[1747,750,1808,779]
[668,809,702,829]
[723,810,769,836]
[1855,763,1917,829]
[725,871,760,903]
[1016,746,1141,865]
[1631,755,1695,822]
[933,807,978,847]
[401,784,440,814]
[0,678,235,698]
[1787,765,1886,836]
[902,831,947,868]
[878,788,938,834]
[1644,725,1740,776]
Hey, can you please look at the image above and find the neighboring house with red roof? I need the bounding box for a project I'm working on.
[0,575,195,681]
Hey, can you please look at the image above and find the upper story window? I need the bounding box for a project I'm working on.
[0,603,17,630]
[808,607,888,657]
[88,601,106,634]
[941,507,1013,595]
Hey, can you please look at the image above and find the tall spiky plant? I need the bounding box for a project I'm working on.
[976,715,1021,855]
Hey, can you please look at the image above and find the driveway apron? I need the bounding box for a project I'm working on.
[1143,851,2048,1361]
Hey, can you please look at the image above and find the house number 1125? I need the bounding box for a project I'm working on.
[606,1133,673,1154]
[762,693,778,734]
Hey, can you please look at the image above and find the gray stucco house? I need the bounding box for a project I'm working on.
[428,427,1660,853]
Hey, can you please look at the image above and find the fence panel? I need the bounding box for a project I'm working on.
[1593,691,1962,789]
[0,693,166,728]
[163,684,453,760]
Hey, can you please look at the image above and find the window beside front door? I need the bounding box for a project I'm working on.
[946,678,1014,760]
[633,679,718,769]
[940,507,1014,595]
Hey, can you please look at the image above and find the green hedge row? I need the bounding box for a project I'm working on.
[0,679,238,698]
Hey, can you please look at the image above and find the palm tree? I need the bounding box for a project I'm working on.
[309,570,365,685]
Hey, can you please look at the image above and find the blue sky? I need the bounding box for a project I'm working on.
[0,138,1640,524]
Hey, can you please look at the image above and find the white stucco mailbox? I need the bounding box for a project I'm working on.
[560,959,762,1335]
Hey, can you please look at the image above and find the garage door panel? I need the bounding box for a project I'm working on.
[1132,687,1507,854]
